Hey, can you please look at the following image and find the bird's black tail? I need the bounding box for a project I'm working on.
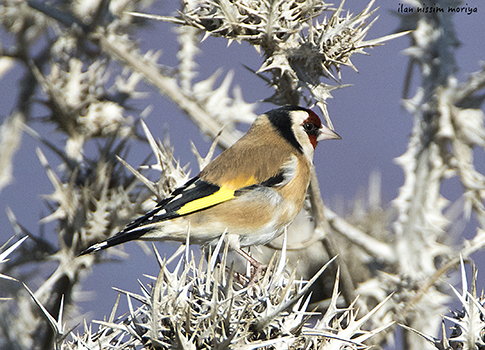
[79,197,173,256]
[78,227,151,256]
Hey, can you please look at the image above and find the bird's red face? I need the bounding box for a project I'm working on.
[301,110,341,149]
[301,110,324,149]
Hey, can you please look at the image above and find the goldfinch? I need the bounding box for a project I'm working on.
[80,106,340,257]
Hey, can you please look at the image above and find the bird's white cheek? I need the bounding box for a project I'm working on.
[302,145,314,162]
[299,135,315,161]
[292,125,315,161]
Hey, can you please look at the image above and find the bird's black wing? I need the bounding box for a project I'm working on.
[79,176,233,255]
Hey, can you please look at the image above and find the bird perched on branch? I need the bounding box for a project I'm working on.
[79,106,340,261]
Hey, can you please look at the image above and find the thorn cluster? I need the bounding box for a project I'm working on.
[64,243,391,349]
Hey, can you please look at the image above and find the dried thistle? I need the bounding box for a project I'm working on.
[402,259,485,350]
[0,236,27,283]
[132,0,408,114]
[61,241,391,349]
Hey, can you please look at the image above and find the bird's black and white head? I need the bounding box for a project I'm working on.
[264,106,341,159]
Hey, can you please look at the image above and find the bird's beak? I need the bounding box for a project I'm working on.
[317,125,342,141]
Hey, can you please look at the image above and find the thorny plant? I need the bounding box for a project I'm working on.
[0,0,485,349]
[402,259,485,350]
[3,232,395,349]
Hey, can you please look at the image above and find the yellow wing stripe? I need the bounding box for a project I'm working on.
[176,175,257,216]
[223,175,258,190]
[176,187,235,215]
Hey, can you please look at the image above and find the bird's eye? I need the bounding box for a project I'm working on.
[303,122,317,133]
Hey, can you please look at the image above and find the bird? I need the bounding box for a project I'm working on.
[79,106,341,260]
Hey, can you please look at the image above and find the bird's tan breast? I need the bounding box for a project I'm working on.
[278,154,312,220]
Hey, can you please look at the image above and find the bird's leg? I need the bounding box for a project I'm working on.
[236,248,267,283]
[236,248,261,268]
[229,268,250,286]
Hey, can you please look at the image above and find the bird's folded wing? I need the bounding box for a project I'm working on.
[148,170,289,222]
[149,175,258,221]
